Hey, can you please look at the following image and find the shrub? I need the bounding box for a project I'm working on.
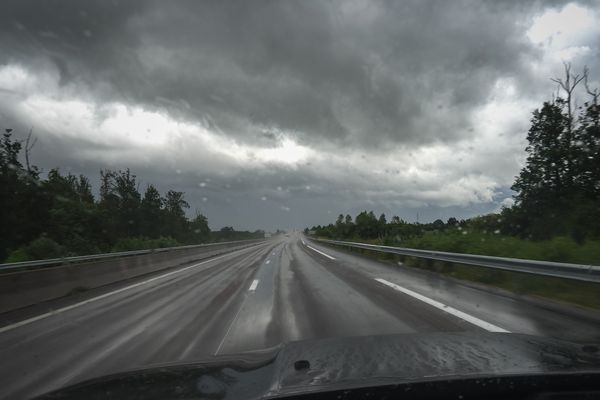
[111,236,180,252]
[5,237,64,262]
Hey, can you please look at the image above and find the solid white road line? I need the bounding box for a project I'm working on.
[248,279,259,291]
[0,247,259,334]
[306,244,336,260]
[374,278,510,333]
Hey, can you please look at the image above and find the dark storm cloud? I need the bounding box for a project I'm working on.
[2,0,597,230]
[0,0,550,148]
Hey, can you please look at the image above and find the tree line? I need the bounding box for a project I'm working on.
[309,65,600,244]
[305,211,464,243]
[0,132,263,262]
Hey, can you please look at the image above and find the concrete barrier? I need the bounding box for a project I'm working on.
[0,240,264,314]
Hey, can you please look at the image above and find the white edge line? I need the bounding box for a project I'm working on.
[248,279,259,291]
[0,247,256,334]
[306,244,336,260]
[301,239,306,245]
[374,278,509,333]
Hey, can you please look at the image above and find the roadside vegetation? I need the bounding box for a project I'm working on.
[0,132,263,263]
[308,215,600,266]
[307,65,600,308]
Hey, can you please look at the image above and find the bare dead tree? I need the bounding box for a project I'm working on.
[550,63,586,185]
[551,62,586,134]
[24,127,37,173]
[584,66,599,128]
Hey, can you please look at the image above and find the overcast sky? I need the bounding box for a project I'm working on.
[1,1,599,231]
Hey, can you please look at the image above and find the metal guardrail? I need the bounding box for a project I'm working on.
[313,238,600,283]
[0,239,264,272]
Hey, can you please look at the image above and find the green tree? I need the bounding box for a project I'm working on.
[355,211,379,239]
[343,214,354,237]
[0,130,46,259]
[432,219,445,230]
[43,169,99,254]
[335,214,344,238]
[511,65,600,240]
[114,169,142,237]
[188,211,210,242]
[163,190,190,241]
[378,213,387,237]
[140,184,163,238]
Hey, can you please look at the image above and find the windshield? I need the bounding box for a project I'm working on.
[0,1,599,399]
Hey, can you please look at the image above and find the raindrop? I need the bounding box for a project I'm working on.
[175,169,182,174]
[493,229,500,234]
[261,196,267,201]
[582,345,598,353]
[294,360,310,371]
[202,197,208,202]
[199,182,206,187]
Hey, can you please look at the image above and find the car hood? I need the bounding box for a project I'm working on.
[38,332,600,399]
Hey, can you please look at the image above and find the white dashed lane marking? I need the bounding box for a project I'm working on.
[248,279,259,291]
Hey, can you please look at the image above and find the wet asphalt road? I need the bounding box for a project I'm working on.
[1,233,599,399]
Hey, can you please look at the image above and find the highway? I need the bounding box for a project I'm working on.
[1,233,599,399]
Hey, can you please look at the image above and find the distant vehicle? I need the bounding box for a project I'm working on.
[37,332,600,399]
